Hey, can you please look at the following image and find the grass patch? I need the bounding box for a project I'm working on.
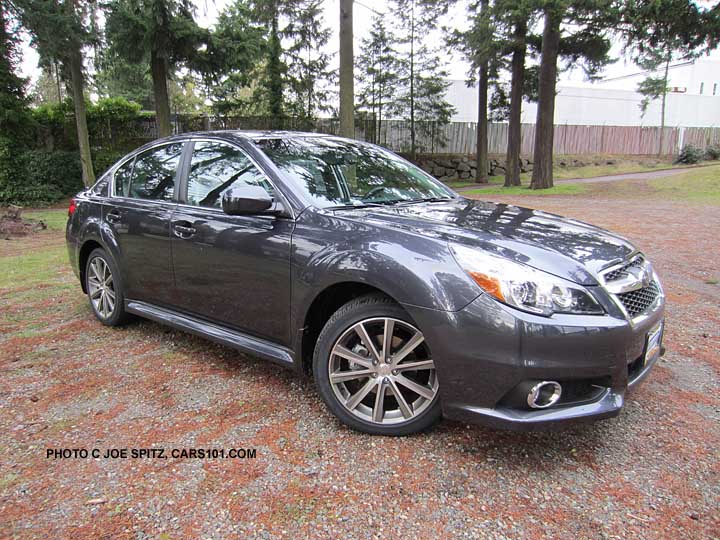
[647,164,720,204]
[0,245,70,290]
[465,183,588,197]
[23,209,68,231]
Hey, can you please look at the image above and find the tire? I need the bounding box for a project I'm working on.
[313,294,441,436]
[84,248,129,327]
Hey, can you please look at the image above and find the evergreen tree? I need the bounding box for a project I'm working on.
[530,0,616,190]
[94,55,154,109]
[0,2,31,144]
[104,0,207,137]
[30,65,65,106]
[448,0,497,183]
[284,0,334,121]
[356,15,398,145]
[390,0,455,160]
[10,0,97,185]
[206,0,266,115]
[621,0,716,156]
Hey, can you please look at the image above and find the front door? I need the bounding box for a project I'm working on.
[105,142,184,306]
[170,140,294,345]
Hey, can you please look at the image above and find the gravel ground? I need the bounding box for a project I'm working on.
[1,179,718,539]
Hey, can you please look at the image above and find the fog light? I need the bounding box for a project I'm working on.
[527,381,562,409]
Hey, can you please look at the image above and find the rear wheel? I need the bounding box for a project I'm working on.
[85,248,128,326]
[313,294,441,435]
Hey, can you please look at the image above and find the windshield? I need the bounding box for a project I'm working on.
[255,137,455,208]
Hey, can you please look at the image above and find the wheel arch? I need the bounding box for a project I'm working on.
[299,281,405,375]
[78,239,106,294]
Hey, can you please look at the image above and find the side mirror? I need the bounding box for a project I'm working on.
[221,185,274,216]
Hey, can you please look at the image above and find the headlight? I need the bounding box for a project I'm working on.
[450,244,604,316]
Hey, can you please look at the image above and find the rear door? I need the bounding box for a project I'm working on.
[106,142,185,306]
[170,139,294,345]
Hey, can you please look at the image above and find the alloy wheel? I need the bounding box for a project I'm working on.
[87,256,116,319]
[328,317,438,425]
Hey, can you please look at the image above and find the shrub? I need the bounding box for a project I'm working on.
[705,144,720,161]
[0,147,83,206]
[0,144,67,206]
[92,149,124,177]
[674,144,704,165]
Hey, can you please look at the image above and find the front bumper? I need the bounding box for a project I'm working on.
[404,291,665,431]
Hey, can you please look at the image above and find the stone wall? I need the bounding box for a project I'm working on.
[412,154,534,182]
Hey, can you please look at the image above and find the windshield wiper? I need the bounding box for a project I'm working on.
[329,202,386,210]
[399,196,455,205]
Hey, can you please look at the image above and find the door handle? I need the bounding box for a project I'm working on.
[106,211,121,223]
[172,221,196,238]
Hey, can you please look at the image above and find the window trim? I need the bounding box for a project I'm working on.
[178,138,295,219]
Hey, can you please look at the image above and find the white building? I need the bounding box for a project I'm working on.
[446,55,720,128]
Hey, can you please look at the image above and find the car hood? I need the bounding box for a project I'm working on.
[336,198,636,285]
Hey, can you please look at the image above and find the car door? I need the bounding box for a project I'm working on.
[170,139,294,345]
[106,142,184,306]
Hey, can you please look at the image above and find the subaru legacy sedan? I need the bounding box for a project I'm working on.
[66,131,665,435]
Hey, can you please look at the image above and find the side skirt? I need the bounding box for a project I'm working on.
[125,300,296,368]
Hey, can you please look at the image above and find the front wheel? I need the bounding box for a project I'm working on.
[313,294,441,436]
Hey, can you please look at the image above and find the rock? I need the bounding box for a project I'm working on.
[30,395,39,402]
[457,163,471,172]
[459,171,471,179]
[432,167,446,177]
[606,160,616,165]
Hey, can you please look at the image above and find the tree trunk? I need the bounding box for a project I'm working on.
[68,49,95,187]
[530,8,562,190]
[504,20,527,187]
[476,64,489,183]
[151,51,172,137]
[339,0,354,138]
[658,53,670,157]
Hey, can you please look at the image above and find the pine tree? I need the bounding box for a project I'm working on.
[104,0,207,137]
[530,0,616,190]
[206,0,267,115]
[356,15,398,145]
[390,0,455,160]
[0,2,30,144]
[621,0,716,157]
[10,0,97,185]
[448,0,497,183]
[284,0,334,121]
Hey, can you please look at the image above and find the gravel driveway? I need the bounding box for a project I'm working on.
[1,178,718,539]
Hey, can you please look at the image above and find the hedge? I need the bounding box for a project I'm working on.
[0,141,124,206]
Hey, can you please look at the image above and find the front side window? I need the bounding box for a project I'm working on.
[255,137,453,208]
[186,141,275,208]
[123,143,183,201]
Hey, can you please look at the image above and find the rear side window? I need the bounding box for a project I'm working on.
[186,141,275,208]
[123,143,183,201]
[114,159,134,197]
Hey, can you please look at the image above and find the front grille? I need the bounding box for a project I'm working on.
[616,280,660,317]
[604,255,645,282]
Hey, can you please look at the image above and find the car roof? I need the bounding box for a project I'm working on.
[164,130,338,143]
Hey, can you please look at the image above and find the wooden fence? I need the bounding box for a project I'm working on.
[365,121,708,156]
[151,115,720,156]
